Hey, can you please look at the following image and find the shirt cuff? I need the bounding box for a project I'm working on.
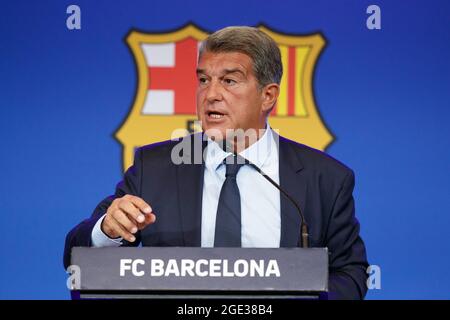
[91,214,123,247]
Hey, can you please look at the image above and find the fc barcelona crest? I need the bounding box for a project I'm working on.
[116,24,333,170]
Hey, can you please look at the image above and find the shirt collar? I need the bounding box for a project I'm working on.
[205,125,274,172]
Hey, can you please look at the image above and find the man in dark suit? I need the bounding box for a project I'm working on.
[64,26,369,299]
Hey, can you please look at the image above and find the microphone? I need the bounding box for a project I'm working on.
[229,153,309,248]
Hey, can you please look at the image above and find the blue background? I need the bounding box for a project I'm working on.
[1,0,449,299]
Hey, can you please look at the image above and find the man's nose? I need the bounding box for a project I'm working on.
[205,80,223,102]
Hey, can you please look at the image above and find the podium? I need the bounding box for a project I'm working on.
[69,247,328,300]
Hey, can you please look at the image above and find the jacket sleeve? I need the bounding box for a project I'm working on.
[63,148,144,269]
[326,170,369,300]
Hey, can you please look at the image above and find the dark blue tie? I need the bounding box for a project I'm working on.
[214,155,245,247]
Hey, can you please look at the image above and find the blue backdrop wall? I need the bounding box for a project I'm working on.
[1,0,449,299]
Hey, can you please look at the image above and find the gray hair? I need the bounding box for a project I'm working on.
[198,26,283,88]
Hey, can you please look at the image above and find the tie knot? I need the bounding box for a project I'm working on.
[224,155,245,178]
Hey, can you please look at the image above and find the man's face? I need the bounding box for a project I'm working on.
[196,51,267,141]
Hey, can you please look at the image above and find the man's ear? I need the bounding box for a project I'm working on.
[261,83,280,115]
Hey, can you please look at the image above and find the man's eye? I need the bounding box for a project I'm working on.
[198,77,208,84]
[223,78,237,85]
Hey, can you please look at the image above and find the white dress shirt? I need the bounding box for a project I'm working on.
[91,127,281,248]
[201,127,280,247]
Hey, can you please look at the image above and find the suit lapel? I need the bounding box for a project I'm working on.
[276,135,308,247]
[176,133,206,247]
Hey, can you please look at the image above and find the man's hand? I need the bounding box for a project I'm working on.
[101,195,156,242]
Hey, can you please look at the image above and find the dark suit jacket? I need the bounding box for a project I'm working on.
[64,133,369,299]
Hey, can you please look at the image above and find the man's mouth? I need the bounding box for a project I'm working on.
[207,111,226,120]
